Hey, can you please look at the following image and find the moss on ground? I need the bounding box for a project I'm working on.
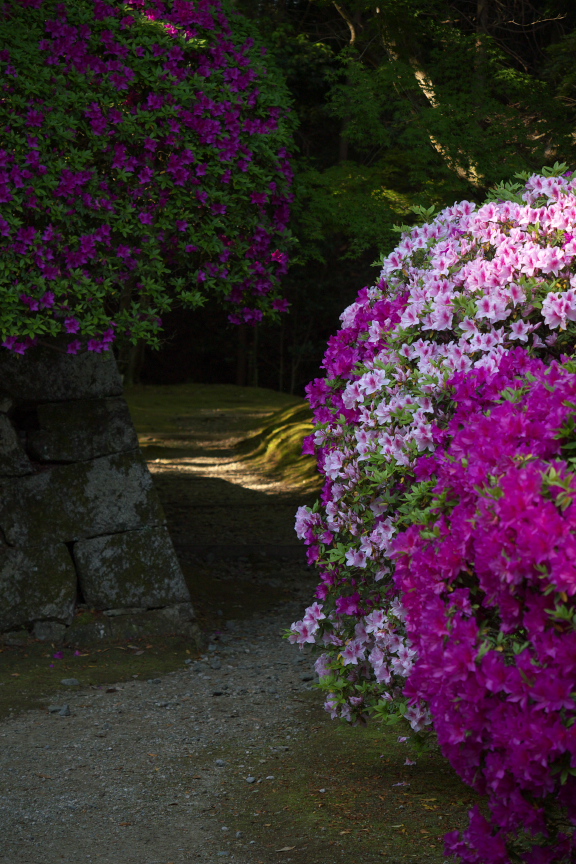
[221,693,481,864]
[0,561,292,721]
[237,401,320,489]
[0,637,199,721]
[125,382,321,489]
[125,382,303,435]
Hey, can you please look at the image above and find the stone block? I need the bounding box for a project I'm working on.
[33,621,67,642]
[105,604,202,644]
[28,398,138,462]
[102,606,148,617]
[0,394,13,413]
[74,526,190,610]
[0,345,122,402]
[65,603,202,648]
[1,630,31,646]
[0,544,76,633]
[0,414,32,476]
[0,450,165,545]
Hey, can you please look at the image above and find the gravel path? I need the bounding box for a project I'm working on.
[0,580,319,864]
[0,401,328,864]
[0,399,462,864]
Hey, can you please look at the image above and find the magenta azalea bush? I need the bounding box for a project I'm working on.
[290,168,576,861]
[395,353,576,863]
[0,0,293,354]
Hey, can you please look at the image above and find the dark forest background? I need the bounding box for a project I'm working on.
[136,0,576,395]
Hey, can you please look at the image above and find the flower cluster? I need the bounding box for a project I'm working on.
[394,354,576,862]
[290,593,429,730]
[0,0,293,354]
[290,169,576,860]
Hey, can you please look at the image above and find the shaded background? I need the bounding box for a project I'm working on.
[131,0,576,394]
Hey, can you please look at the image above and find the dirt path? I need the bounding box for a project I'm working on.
[0,391,473,864]
[0,603,322,864]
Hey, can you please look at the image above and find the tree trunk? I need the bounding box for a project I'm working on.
[118,340,145,388]
[333,2,356,163]
[381,31,482,186]
[278,323,285,392]
[248,325,259,388]
[236,324,247,386]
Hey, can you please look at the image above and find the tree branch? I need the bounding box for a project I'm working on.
[333,2,356,46]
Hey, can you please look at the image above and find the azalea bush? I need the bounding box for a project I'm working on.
[290,167,576,861]
[0,0,293,355]
[395,353,576,863]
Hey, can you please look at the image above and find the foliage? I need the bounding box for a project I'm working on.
[294,162,414,262]
[183,0,576,400]
[127,1,576,396]
[0,0,293,355]
[290,170,576,861]
[279,0,576,261]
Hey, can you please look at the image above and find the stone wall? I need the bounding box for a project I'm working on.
[0,346,201,647]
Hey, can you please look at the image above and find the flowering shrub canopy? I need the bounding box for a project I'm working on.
[291,168,576,861]
[0,0,293,354]
[395,353,576,863]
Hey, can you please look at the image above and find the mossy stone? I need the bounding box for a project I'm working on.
[73,526,190,610]
[105,603,201,644]
[1,630,31,646]
[0,450,165,545]
[0,345,122,401]
[65,603,202,648]
[0,544,76,632]
[0,393,13,413]
[33,621,67,642]
[0,414,32,476]
[28,397,138,462]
